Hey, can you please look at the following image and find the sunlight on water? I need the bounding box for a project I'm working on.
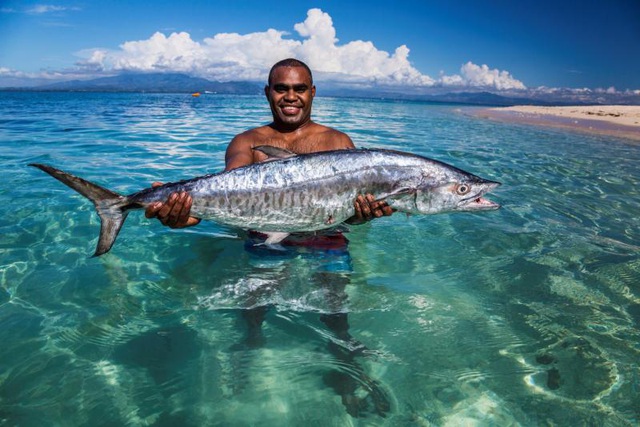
[1,92,639,425]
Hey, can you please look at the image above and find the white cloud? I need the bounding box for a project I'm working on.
[75,8,523,90]
[0,67,28,77]
[0,66,74,80]
[456,62,526,90]
[292,10,434,85]
[0,66,92,87]
[115,32,204,72]
[26,4,77,14]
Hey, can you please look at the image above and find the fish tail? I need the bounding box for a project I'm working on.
[29,163,134,257]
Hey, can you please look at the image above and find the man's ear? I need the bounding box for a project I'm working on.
[264,85,270,98]
[311,85,316,98]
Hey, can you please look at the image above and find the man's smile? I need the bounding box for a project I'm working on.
[281,105,302,115]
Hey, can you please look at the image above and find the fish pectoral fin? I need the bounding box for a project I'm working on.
[253,145,297,160]
[375,187,415,202]
[263,231,290,245]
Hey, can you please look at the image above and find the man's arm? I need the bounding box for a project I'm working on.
[326,131,355,150]
[224,133,257,171]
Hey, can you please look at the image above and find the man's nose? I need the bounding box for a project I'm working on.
[284,89,297,101]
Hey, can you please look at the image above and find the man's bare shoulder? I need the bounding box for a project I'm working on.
[233,125,272,141]
[310,123,355,150]
[228,126,274,151]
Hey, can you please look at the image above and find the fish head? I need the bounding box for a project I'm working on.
[415,172,501,214]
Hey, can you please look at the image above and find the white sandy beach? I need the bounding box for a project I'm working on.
[479,105,640,141]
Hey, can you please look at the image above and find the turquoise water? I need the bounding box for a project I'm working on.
[1,92,639,426]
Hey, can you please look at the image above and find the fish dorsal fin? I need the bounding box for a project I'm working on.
[253,145,297,160]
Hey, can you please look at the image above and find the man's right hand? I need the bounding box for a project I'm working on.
[144,182,201,228]
[346,194,395,225]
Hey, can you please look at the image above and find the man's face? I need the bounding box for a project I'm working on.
[265,66,316,129]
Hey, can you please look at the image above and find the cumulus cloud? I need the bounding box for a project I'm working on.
[75,8,524,90]
[438,63,525,90]
[457,62,526,90]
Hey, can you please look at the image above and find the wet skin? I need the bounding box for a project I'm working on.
[145,65,393,228]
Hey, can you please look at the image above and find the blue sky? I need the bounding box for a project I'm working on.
[1,0,639,95]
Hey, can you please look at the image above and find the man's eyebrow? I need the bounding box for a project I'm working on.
[273,83,309,90]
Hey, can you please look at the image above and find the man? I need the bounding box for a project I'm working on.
[145,59,393,416]
[145,58,393,230]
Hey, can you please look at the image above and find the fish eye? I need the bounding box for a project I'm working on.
[455,183,471,195]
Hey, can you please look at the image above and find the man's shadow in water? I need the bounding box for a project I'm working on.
[231,232,392,418]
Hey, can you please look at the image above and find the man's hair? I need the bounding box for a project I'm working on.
[267,58,313,86]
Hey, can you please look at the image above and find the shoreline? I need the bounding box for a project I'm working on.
[475,105,640,142]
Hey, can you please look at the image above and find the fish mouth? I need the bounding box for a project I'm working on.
[465,196,501,210]
[460,181,501,211]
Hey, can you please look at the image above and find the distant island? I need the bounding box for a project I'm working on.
[2,72,639,107]
[0,72,543,106]
[1,73,263,95]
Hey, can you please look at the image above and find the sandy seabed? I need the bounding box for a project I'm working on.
[478,105,640,141]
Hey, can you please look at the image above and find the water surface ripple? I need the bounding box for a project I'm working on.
[1,93,639,425]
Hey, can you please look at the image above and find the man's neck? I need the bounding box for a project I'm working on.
[270,119,314,134]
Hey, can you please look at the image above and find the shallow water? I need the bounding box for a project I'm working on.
[1,92,639,426]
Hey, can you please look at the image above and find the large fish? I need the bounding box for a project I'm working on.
[30,146,500,256]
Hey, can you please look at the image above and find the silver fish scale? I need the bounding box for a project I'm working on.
[130,149,470,232]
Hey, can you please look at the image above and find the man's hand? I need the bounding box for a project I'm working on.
[144,182,201,228]
[347,194,394,224]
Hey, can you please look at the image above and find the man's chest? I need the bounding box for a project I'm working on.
[253,135,326,155]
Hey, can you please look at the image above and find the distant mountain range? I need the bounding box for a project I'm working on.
[319,87,559,106]
[2,72,638,106]
[6,73,263,95]
[0,72,538,106]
